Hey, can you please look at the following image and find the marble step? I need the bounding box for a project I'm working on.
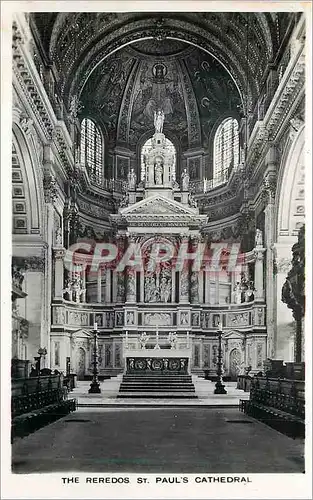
[119,387,196,392]
[116,392,198,399]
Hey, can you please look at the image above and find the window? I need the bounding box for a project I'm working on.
[80,118,102,181]
[141,137,176,181]
[213,118,239,186]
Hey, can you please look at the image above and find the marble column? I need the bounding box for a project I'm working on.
[254,247,265,300]
[215,271,220,305]
[105,268,111,303]
[263,154,277,359]
[97,267,102,303]
[53,247,65,299]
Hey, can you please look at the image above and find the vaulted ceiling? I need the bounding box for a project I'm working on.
[30,12,295,151]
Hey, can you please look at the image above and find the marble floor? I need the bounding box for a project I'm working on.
[71,376,250,406]
[12,407,304,474]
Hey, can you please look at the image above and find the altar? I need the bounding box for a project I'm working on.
[123,331,192,375]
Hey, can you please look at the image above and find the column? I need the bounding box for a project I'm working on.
[198,271,204,304]
[215,271,220,305]
[80,267,86,303]
[263,151,277,359]
[254,248,265,300]
[105,268,111,303]
[53,248,65,299]
[171,268,175,303]
[97,267,102,303]
[204,271,210,304]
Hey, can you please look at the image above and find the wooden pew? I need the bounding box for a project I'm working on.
[11,374,77,440]
[239,376,304,439]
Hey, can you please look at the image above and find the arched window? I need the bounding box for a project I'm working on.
[141,137,176,181]
[213,118,239,186]
[80,118,102,181]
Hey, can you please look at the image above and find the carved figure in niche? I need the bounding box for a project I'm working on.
[127,168,136,190]
[180,271,189,296]
[55,308,65,325]
[160,275,171,303]
[154,157,164,185]
[127,312,134,326]
[255,228,263,247]
[116,312,123,326]
[181,168,190,191]
[154,110,165,134]
[126,273,136,298]
[145,275,157,302]
[55,227,63,246]
[181,312,189,325]
[192,313,200,327]
[95,314,103,327]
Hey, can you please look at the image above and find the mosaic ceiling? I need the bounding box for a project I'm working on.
[30,12,295,150]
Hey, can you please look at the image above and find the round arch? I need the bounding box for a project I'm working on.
[12,120,44,236]
[276,125,305,241]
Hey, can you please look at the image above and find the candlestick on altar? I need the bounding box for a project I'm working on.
[186,331,190,348]
[154,326,160,350]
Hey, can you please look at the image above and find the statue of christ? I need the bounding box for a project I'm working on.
[154,110,165,134]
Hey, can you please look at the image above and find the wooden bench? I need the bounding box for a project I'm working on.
[11,375,77,440]
[239,377,304,439]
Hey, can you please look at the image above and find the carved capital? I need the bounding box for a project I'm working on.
[43,172,57,203]
[262,175,277,205]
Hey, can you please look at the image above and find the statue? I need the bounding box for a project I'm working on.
[154,109,165,134]
[55,227,63,246]
[120,192,129,208]
[154,157,164,185]
[145,276,157,302]
[126,273,136,298]
[188,193,197,208]
[181,168,189,191]
[255,228,263,248]
[234,282,242,304]
[127,168,136,190]
[160,276,171,303]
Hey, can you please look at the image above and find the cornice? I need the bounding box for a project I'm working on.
[12,17,75,182]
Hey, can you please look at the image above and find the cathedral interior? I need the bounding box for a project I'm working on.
[9,10,306,478]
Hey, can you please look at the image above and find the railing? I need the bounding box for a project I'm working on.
[84,166,127,193]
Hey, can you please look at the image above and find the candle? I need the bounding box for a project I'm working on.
[93,322,98,331]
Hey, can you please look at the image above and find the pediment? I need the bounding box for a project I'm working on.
[71,329,93,339]
[120,195,198,217]
[222,330,246,340]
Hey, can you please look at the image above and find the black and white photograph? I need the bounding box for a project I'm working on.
[1,1,311,499]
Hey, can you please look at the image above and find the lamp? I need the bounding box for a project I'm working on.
[88,322,101,393]
[214,321,227,395]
